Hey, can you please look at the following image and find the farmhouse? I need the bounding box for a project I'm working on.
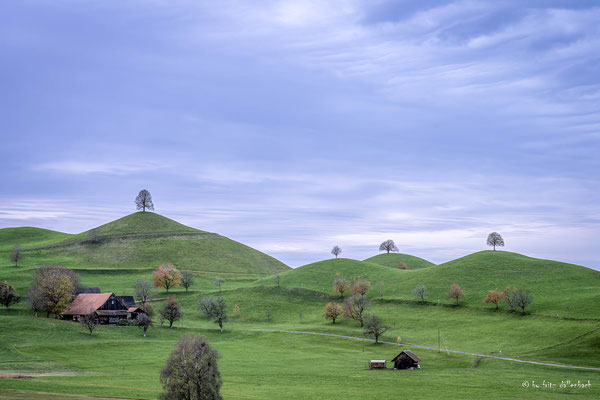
[61,292,144,324]
[392,350,421,370]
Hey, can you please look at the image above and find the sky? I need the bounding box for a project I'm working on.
[1,0,599,269]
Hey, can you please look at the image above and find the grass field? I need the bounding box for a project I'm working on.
[1,212,599,399]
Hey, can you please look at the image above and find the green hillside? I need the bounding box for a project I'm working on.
[266,252,600,318]
[0,212,289,278]
[0,227,72,251]
[364,253,435,269]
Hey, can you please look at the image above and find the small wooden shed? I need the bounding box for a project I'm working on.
[370,360,387,369]
[392,350,421,370]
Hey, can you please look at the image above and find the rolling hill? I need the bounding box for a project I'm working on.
[0,212,289,278]
[364,253,435,269]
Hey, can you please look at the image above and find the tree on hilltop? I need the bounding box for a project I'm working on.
[331,245,342,259]
[487,232,504,251]
[135,189,154,212]
[379,240,398,254]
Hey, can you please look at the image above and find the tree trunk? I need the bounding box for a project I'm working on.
[219,323,223,333]
[169,320,173,328]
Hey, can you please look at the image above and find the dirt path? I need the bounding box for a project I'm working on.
[252,328,600,372]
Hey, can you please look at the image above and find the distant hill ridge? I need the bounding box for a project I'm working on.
[0,212,290,277]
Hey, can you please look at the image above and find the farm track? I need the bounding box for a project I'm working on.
[252,328,600,372]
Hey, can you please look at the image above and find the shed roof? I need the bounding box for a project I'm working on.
[61,293,113,316]
[370,360,386,363]
[392,350,421,362]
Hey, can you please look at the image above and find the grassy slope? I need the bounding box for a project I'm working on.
[0,212,289,278]
[266,252,600,318]
[364,253,435,269]
[0,228,72,252]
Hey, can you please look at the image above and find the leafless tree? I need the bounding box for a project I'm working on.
[214,277,224,292]
[181,271,194,292]
[332,275,350,299]
[363,314,390,344]
[137,313,153,337]
[343,294,370,327]
[379,240,398,254]
[10,245,21,267]
[514,289,533,313]
[135,189,154,212]
[331,245,342,259]
[80,314,98,336]
[274,273,281,288]
[198,297,227,333]
[504,286,517,311]
[160,334,222,400]
[446,283,465,305]
[135,280,154,305]
[376,282,384,300]
[0,281,19,310]
[27,286,45,317]
[487,232,504,250]
[86,228,100,244]
[413,284,427,304]
[159,297,181,328]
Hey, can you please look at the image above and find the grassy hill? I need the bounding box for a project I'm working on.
[263,252,600,318]
[0,212,290,279]
[364,253,435,270]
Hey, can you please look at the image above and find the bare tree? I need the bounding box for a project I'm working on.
[214,277,224,292]
[363,314,390,344]
[135,189,154,212]
[160,334,222,400]
[135,279,154,305]
[504,286,517,311]
[331,245,342,259]
[343,294,370,327]
[514,289,533,313]
[487,232,504,251]
[80,314,98,336]
[376,281,384,300]
[137,313,153,337]
[413,284,427,304]
[446,283,465,305]
[323,302,343,324]
[10,245,22,267]
[332,275,350,299]
[181,271,194,292]
[159,297,181,328]
[87,228,100,244]
[0,281,19,310]
[27,286,45,317]
[274,273,281,288]
[198,297,227,333]
[379,240,398,254]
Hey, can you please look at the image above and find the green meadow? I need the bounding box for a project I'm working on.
[1,212,599,399]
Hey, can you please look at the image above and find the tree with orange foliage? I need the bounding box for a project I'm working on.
[446,283,465,305]
[323,302,343,324]
[482,288,505,309]
[152,264,182,293]
[352,277,371,296]
[332,275,350,299]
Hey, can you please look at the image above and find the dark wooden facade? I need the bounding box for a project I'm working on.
[61,293,142,324]
[392,350,421,369]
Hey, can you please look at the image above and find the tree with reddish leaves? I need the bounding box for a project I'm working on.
[152,264,182,293]
[446,283,465,305]
[482,288,505,309]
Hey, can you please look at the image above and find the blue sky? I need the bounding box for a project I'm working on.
[1,0,599,268]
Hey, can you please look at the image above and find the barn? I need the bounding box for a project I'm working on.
[391,350,421,370]
[61,292,142,324]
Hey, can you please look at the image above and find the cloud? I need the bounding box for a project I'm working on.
[33,161,166,175]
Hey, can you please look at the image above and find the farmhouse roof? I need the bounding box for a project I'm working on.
[117,296,136,308]
[75,286,101,294]
[128,307,143,313]
[392,350,421,362]
[61,293,113,316]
